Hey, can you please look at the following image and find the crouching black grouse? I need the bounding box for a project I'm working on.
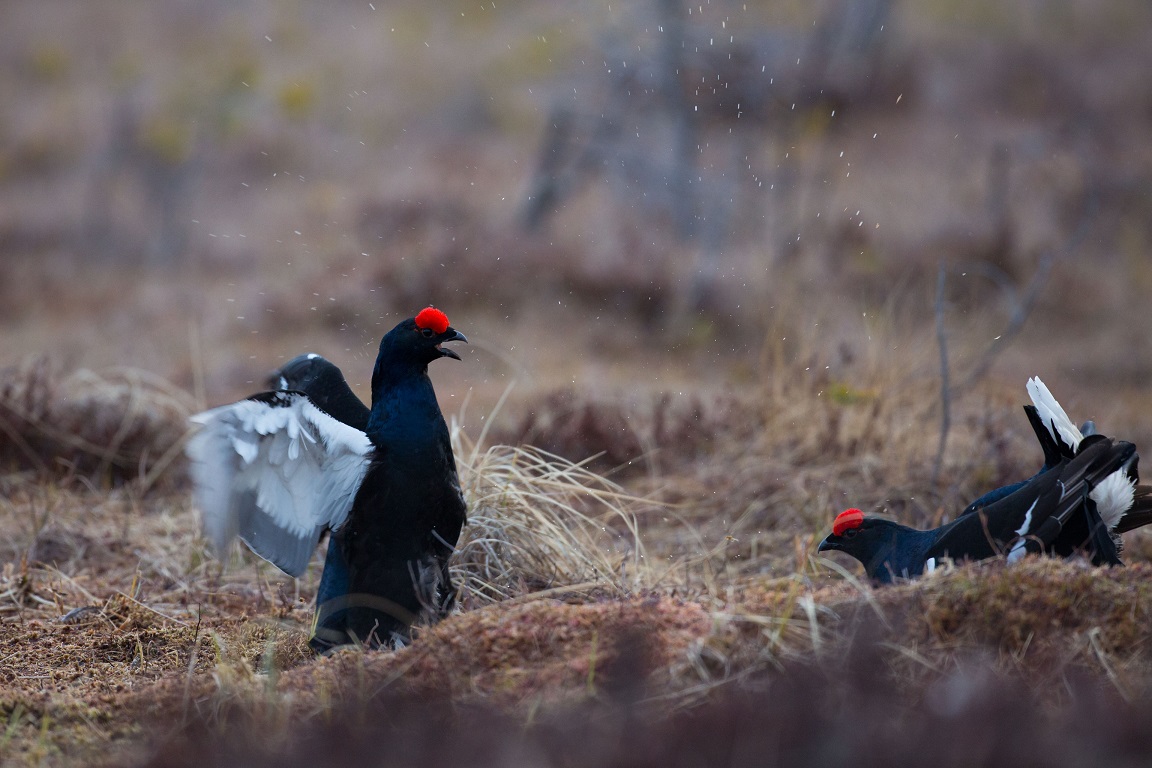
[186,307,468,652]
[818,433,1138,584]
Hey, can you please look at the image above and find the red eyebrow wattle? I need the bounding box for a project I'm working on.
[832,508,864,536]
[415,306,450,334]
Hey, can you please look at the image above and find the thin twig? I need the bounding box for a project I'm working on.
[932,265,951,487]
[113,590,190,627]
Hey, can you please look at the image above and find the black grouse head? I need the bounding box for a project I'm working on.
[817,508,905,579]
[269,353,371,431]
[379,307,468,367]
[269,353,345,392]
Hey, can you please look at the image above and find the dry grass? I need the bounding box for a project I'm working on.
[77,560,1152,767]
[0,377,679,764]
[3,315,1150,766]
[452,438,652,606]
[4,400,1152,765]
[2,0,1152,764]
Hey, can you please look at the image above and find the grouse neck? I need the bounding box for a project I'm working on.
[868,524,939,583]
[370,338,430,395]
[366,366,442,437]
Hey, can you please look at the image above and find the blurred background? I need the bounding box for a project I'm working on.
[2,0,1151,435]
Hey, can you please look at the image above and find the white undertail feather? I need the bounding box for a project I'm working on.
[1026,376,1134,529]
[1026,377,1083,450]
[1094,472,1137,531]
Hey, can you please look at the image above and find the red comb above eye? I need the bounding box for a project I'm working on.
[415,306,450,334]
[832,508,865,536]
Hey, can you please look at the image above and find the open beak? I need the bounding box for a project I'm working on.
[438,329,468,361]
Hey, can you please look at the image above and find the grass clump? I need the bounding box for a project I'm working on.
[0,358,192,491]
[450,427,654,607]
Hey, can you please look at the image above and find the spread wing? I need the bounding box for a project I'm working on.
[186,391,374,577]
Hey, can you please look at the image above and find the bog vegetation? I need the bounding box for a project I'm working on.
[3,0,1152,765]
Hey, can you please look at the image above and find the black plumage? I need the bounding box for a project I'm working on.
[269,353,370,431]
[323,316,467,649]
[818,435,1137,584]
[187,307,467,652]
[963,378,1151,539]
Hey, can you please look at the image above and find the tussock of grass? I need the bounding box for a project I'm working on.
[142,646,1152,768]
[290,597,712,708]
[492,388,752,474]
[139,558,1152,768]
[109,597,715,766]
[867,558,1152,661]
[451,430,654,607]
[0,359,192,491]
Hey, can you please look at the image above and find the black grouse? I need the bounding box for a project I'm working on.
[962,377,1152,538]
[265,352,371,651]
[818,433,1138,584]
[186,306,468,652]
[268,353,370,432]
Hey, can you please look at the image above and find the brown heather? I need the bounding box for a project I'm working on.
[4,0,1152,764]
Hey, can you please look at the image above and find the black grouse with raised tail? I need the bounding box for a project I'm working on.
[818,434,1137,584]
[962,377,1152,542]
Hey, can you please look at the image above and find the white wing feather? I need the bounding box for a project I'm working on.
[186,393,373,577]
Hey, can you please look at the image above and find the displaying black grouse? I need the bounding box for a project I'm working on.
[186,307,468,652]
[962,377,1151,539]
[818,434,1138,584]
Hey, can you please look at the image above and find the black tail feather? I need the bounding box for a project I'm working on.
[1081,497,1124,566]
[1042,436,1134,564]
[1116,485,1152,535]
[1024,404,1068,470]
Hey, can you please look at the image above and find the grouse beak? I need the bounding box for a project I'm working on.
[816,535,838,553]
[437,329,468,361]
